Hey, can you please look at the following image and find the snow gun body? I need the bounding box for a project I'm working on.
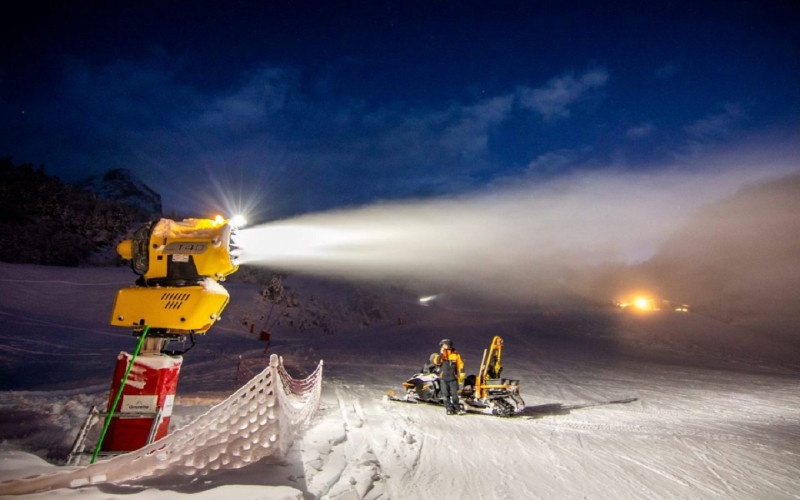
[84,216,242,457]
[111,217,240,334]
[397,335,525,417]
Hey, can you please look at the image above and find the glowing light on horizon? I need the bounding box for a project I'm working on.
[419,295,439,306]
[615,294,659,311]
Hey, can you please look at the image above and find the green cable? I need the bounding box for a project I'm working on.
[90,325,150,464]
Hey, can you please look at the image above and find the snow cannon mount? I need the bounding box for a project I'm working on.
[111,216,241,347]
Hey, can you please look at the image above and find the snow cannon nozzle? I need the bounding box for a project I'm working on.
[229,214,247,229]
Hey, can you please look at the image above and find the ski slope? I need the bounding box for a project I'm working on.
[1,262,799,499]
[301,350,799,499]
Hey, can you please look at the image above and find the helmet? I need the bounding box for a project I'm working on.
[439,338,453,349]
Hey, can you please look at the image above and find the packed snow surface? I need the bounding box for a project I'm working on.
[1,262,799,499]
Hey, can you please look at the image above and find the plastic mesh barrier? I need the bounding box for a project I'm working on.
[0,354,323,495]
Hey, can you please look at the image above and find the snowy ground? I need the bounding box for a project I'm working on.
[1,262,799,499]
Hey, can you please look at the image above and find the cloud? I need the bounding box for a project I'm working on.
[347,68,610,189]
[523,151,578,176]
[330,93,516,189]
[684,103,745,139]
[439,95,515,159]
[15,57,613,206]
[197,68,295,131]
[626,123,655,139]
[20,56,778,227]
[517,67,609,121]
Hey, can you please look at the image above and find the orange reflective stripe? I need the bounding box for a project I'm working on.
[442,351,465,373]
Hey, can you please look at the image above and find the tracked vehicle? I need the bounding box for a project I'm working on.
[390,335,524,416]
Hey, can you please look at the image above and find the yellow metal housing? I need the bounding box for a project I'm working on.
[135,217,239,283]
[110,282,230,333]
[116,239,133,260]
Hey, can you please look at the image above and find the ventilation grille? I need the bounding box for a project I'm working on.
[161,292,191,310]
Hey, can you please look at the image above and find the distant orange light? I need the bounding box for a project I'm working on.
[616,293,658,311]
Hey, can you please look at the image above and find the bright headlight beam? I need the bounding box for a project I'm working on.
[419,295,439,305]
[230,214,247,228]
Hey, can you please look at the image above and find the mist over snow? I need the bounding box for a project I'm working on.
[633,172,800,339]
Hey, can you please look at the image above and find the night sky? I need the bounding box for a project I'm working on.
[2,1,798,219]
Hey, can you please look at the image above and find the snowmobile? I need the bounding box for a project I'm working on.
[389,336,525,417]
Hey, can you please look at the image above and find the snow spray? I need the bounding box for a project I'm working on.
[235,163,796,304]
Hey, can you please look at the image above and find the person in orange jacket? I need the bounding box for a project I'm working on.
[434,338,465,415]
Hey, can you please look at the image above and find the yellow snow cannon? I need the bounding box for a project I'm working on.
[110,216,242,334]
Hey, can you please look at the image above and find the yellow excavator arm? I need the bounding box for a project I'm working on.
[476,335,505,399]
